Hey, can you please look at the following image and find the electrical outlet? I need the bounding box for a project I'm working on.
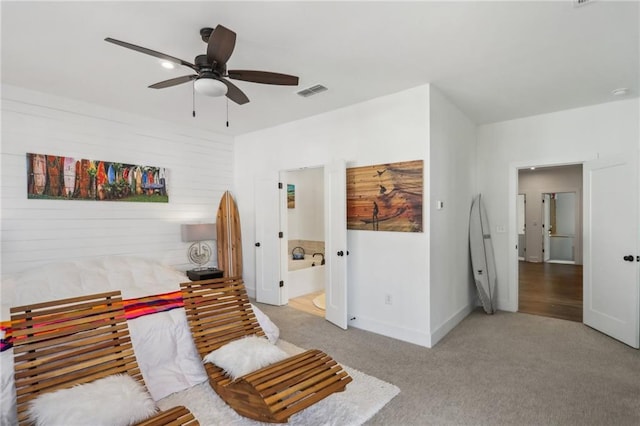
[384,294,392,305]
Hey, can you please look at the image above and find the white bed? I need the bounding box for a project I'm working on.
[0,256,279,425]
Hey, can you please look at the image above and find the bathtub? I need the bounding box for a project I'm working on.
[287,255,325,299]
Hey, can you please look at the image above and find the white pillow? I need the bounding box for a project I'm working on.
[203,335,288,380]
[27,374,157,426]
[251,303,280,343]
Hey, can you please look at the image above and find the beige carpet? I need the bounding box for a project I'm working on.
[255,303,640,425]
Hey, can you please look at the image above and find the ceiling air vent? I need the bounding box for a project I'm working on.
[297,84,328,98]
[574,0,595,7]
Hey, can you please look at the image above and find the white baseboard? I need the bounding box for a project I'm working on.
[348,315,432,348]
[430,303,473,346]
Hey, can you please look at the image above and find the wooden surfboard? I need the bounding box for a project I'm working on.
[78,159,90,198]
[46,155,63,196]
[135,166,142,194]
[32,154,46,195]
[216,191,243,278]
[469,194,497,314]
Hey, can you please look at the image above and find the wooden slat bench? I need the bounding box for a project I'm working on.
[10,291,198,426]
[180,276,352,423]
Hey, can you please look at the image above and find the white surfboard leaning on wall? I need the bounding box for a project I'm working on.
[469,194,497,314]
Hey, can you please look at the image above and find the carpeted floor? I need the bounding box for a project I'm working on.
[254,302,640,425]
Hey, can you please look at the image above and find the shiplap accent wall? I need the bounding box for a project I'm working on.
[1,85,233,277]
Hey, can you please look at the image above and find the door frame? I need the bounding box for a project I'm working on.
[542,191,578,264]
[508,157,587,312]
[278,165,326,308]
[517,193,526,261]
[543,192,551,262]
[275,161,349,329]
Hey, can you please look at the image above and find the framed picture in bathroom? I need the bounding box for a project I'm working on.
[287,184,295,208]
[346,159,423,232]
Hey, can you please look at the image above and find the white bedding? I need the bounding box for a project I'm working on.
[0,256,279,425]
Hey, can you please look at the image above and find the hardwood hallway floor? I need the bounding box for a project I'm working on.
[518,261,583,322]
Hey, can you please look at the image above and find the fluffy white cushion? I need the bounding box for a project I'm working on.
[251,303,280,343]
[203,335,288,380]
[27,374,157,426]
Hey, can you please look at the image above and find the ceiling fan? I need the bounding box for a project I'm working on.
[105,25,299,105]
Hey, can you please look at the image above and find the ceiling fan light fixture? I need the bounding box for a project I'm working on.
[611,88,629,96]
[194,77,228,97]
[160,61,175,69]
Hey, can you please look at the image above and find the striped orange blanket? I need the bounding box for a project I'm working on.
[1,290,183,352]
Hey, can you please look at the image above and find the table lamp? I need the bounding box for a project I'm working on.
[181,223,216,270]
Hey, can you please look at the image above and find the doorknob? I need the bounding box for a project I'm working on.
[623,255,634,262]
[337,251,344,256]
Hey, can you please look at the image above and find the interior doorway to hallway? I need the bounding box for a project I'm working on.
[517,164,583,322]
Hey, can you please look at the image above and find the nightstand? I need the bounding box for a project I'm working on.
[186,267,223,281]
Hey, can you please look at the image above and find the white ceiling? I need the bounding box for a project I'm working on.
[2,1,638,136]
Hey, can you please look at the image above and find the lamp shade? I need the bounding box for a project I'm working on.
[181,223,216,242]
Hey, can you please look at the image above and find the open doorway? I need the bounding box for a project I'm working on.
[281,167,326,318]
[255,160,348,328]
[517,165,583,322]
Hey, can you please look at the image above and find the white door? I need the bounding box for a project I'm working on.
[584,153,639,348]
[325,160,348,329]
[255,173,284,305]
[543,193,551,262]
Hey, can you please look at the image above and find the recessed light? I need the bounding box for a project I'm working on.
[530,167,536,170]
[161,61,175,70]
[611,88,629,96]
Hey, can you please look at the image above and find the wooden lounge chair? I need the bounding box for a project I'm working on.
[180,277,352,423]
[10,291,198,426]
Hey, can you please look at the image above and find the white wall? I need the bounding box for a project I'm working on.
[1,85,234,277]
[428,86,477,345]
[284,167,324,241]
[477,98,639,311]
[236,85,432,346]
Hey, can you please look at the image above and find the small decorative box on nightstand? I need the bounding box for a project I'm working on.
[187,267,223,281]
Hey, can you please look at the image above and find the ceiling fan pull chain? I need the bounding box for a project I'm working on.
[192,82,196,117]
[226,98,229,127]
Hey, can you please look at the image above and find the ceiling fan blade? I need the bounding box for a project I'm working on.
[105,37,198,72]
[207,25,236,67]
[149,75,197,89]
[220,78,249,105]
[227,70,299,86]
